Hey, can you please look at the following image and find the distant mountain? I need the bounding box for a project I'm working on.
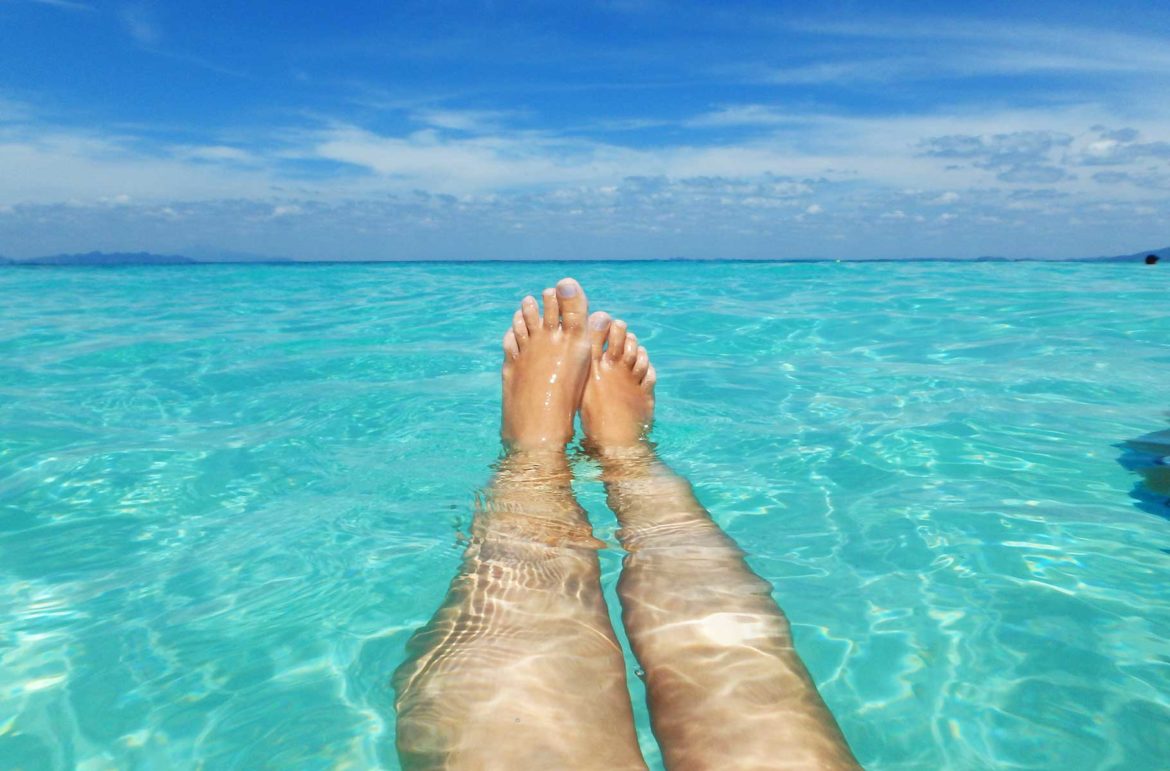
[15,251,198,266]
[1089,246,1168,263]
[4,249,300,265]
[958,248,1167,263]
[1,246,1165,265]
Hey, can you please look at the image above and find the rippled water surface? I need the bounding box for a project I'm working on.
[2,262,1169,769]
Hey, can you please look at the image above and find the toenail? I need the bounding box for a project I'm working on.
[557,282,578,297]
[590,314,610,330]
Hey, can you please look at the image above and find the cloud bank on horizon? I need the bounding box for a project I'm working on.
[1,0,1169,260]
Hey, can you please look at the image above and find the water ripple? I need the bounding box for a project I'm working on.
[1,262,1169,769]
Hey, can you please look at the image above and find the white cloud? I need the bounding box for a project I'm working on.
[310,126,605,189]
[308,124,834,192]
[172,144,257,163]
[22,0,95,11]
[789,18,1170,73]
[2,93,1170,259]
[739,17,1170,124]
[6,101,1170,206]
[119,3,161,46]
[0,129,277,204]
[411,108,515,133]
[687,104,797,128]
[760,60,896,85]
[0,96,31,123]
[1073,127,1170,165]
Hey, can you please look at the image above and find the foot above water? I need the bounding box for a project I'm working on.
[500,277,600,451]
[581,315,656,448]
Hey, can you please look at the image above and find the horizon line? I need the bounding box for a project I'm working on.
[2,257,1160,266]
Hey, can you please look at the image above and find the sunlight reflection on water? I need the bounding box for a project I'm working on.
[1,262,1169,769]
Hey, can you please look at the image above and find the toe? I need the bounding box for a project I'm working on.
[503,329,520,359]
[622,333,639,367]
[607,320,628,362]
[642,364,657,390]
[633,346,650,380]
[521,296,541,333]
[512,310,528,347]
[588,311,611,360]
[556,278,588,330]
[541,288,558,329]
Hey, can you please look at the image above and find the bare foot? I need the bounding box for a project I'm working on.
[580,316,656,448]
[501,277,602,450]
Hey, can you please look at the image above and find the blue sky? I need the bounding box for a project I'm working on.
[2,0,1169,260]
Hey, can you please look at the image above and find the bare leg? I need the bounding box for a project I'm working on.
[582,320,859,770]
[393,280,645,770]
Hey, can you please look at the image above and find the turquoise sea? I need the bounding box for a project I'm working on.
[2,261,1169,770]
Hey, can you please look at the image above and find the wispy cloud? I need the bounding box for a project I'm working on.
[0,95,32,123]
[410,108,518,133]
[686,104,798,128]
[119,2,161,46]
[3,4,1170,262]
[171,144,259,164]
[918,131,1074,184]
[1075,127,1170,165]
[758,60,908,86]
[746,18,1170,94]
[18,0,95,12]
[0,127,278,203]
[5,98,1170,204]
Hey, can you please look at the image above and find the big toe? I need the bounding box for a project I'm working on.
[556,277,589,330]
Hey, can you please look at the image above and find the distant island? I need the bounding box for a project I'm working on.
[0,247,1166,265]
[1084,247,1166,264]
[6,251,198,266]
[0,251,294,266]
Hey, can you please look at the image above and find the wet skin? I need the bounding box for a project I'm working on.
[394,279,646,770]
[395,278,858,769]
[580,305,858,769]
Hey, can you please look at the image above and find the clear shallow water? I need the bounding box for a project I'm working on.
[2,261,1169,770]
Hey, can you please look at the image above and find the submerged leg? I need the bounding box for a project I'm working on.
[393,452,645,769]
[581,320,859,770]
[393,280,645,770]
